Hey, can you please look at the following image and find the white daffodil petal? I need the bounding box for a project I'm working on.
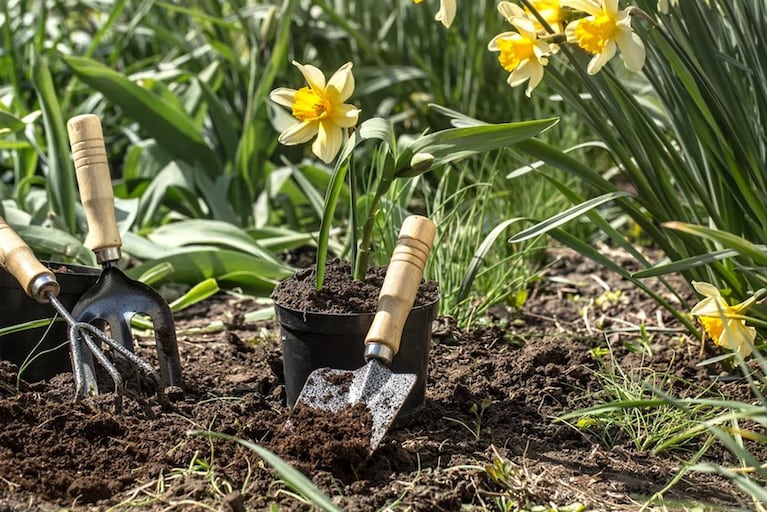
[526,60,545,97]
[435,0,456,28]
[690,298,729,318]
[587,41,616,75]
[692,281,721,298]
[615,29,646,72]
[331,103,361,128]
[497,1,525,20]
[269,88,297,108]
[278,120,318,146]
[508,61,533,88]
[326,62,355,103]
[313,121,344,163]
[292,61,326,91]
[488,31,519,51]
[560,0,600,16]
[510,16,537,36]
[604,0,620,15]
[721,320,756,357]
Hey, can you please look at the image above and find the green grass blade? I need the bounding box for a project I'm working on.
[0,318,56,337]
[457,216,529,303]
[190,431,342,512]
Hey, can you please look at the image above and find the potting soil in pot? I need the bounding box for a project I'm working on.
[271,257,440,313]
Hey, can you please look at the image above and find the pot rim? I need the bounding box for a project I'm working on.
[273,293,440,319]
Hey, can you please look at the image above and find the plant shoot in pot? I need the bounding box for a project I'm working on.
[269,59,558,289]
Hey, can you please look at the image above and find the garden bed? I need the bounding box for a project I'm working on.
[0,246,757,511]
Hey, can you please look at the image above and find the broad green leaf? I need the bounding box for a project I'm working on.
[147,219,280,264]
[60,54,221,176]
[15,225,96,265]
[125,248,292,296]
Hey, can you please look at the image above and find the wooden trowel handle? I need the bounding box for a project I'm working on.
[0,216,60,302]
[364,215,436,365]
[67,114,122,263]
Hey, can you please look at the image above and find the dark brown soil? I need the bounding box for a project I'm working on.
[0,246,761,511]
[271,257,440,313]
[274,402,373,483]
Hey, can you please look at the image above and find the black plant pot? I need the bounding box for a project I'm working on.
[275,295,440,426]
[0,262,100,381]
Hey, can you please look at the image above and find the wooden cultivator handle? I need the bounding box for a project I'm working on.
[67,114,122,263]
[0,217,60,302]
[364,215,436,364]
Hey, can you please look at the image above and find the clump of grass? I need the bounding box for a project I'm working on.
[561,346,720,453]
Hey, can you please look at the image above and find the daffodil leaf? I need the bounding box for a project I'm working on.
[394,117,558,178]
[358,117,395,151]
[663,222,767,266]
[509,191,630,243]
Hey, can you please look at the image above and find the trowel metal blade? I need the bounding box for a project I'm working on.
[295,359,416,451]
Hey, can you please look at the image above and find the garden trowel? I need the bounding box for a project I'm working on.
[293,215,436,452]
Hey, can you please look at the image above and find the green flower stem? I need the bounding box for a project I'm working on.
[352,179,389,281]
[348,150,359,279]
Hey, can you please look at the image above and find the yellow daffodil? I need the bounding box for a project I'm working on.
[269,61,360,164]
[488,16,552,97]
[412,0,457,28]
[690,281,757,358]
[561,0,645,75]
[497,0,565,34]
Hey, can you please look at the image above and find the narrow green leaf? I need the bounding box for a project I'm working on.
[663,222,767,266]
[190,431,342,512]
[509,192,630,243]
[31,50,77,233]
[168,278,220,313]
[397,118,559,177]
[316,129,364,289]
[632,249,740,279]
[135,262,175,286]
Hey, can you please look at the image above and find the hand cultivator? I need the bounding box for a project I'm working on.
[67,114,183,397]
[0,217,161,406]
[0,114,183,405]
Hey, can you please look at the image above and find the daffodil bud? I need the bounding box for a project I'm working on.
[260,5,278,43]
[410,152,434,174]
